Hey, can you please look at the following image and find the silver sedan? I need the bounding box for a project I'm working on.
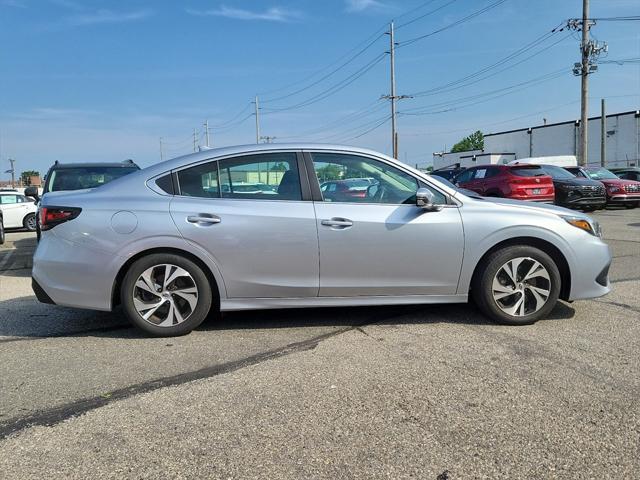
[32,144,612,336]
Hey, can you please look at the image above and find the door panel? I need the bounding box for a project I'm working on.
[315,203,464,296]
[171,198,319,298]
[170,152,319,299]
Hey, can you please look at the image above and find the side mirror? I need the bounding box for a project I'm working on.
[24,186,40,202]
[416,188,443,211]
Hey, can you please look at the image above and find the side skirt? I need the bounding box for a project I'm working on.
[221,294,468,312]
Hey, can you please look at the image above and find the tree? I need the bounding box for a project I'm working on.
[451,131,484,153]
[20,170,40,186]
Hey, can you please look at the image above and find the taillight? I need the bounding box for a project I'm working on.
[39,206,82,231]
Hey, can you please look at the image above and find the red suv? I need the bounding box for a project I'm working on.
[454,164,555,202]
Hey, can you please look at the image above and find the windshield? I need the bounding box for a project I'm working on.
[584,167,619,180]
[541,165,576,179]
[47,167,139,192]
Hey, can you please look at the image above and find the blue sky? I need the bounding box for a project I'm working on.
[0,0,638,176]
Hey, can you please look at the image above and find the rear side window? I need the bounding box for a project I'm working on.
[0,195,18,204]
[455,169,474,183]
[177,153,302,201]
[510,167,546,177]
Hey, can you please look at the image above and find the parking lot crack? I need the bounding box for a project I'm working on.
[0,324,366,441]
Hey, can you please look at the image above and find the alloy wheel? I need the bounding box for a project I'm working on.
[132,264,199,327]
[491,257,551,317]
[26,215,36,231]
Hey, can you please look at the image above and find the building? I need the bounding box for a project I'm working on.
[433,109,640,170]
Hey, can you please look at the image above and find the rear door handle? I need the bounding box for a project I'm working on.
[321,217,353,229]
[187,215,221,225]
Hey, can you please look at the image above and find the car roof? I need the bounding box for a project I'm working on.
[48,161,139,170]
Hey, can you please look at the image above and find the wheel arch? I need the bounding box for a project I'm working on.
[469,236,571,301]
[111,247,223,310]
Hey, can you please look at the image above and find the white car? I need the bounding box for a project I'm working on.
[0,192,38,231]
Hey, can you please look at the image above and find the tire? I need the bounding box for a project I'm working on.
[582,206,595,212]
[23,213,37,232]
[625,204,636,209]
[0,218,5,245]
[471,245,561,326]
[120,253,213,337]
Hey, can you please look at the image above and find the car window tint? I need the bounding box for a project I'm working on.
[455,169,474,183]
[218,153,302,201]
[510,167,546,177]
[155,174,175,195]
[49,167,138,192]
[0,195,18,204]
[177,161,220,198]
[311,153,440,205]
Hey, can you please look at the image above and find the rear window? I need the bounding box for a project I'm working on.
[509,166,547,177]
[48,167,139,192]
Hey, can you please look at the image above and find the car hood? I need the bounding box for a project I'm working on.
[597,178,640,186]
[553,178,603,187]
[478,196,579,216]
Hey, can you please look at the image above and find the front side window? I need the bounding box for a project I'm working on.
[312,153,444,205]
[177,152,302,201]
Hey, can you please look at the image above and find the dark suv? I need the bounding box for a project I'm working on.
[538,164,606,211]
[26,160,140,239]
[565,166,640,208]
[609,167,640,182]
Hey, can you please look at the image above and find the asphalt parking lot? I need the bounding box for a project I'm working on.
[0,209,638,479]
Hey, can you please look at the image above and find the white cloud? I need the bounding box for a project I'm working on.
[345,0,386,13]
[67,8,152,26]
[186,5,302,22]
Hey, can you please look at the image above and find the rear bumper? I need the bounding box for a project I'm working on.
[509,195,556,203]
[32,231,122,311]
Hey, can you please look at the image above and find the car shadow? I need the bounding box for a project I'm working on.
[0,295,576,340]
[0,236,36,278]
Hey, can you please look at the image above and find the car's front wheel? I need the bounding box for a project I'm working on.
[120,253,213,336]
[472,245,561,325]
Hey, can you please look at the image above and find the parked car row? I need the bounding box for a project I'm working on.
[432,163,640,210]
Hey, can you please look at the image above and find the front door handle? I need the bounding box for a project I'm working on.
[187,215,221,225]
[321,217,353,229]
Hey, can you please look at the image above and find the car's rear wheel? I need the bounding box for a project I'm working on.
[120,254,213,336]
[472,245,561,326]
[0,218,5,245]
[23,213,37,232]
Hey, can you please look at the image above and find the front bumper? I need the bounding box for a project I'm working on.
[568,237,612,301]
[559,196,606,207]
[607,194,640,204]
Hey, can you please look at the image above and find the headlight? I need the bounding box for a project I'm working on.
[561,215,602,237]
[608,185,623,193]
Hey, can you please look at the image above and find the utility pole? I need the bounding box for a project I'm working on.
[580,0,590,166]
[159,138,164,162]
[382,22,411,159]
[568,0,607,166]
[193,128,198,152]
[253,95,261,144]
[600,98,606,167]
[204,120,210,148]
[8,158,16,188]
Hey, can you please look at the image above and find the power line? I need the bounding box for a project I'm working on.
[405,25,569,97]
[262,53,386,113]
[597,57,640,65]
[260,34,385,104]
[396,0,459,29]
[399,69,568,116]
[398,0,509,48]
